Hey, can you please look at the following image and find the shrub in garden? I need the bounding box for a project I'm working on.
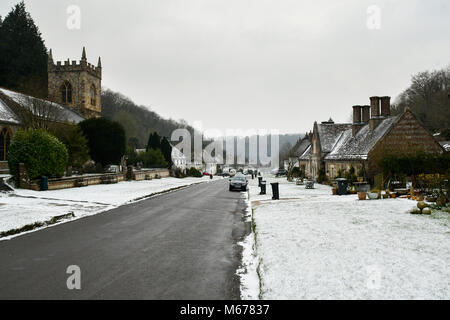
[172,167,185,178]
[8,129,68,182]
[49,123,90,169]
[187,167,202,177]
[136,148,168,168]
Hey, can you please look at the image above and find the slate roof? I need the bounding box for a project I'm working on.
[317,123,352,153]
[290,137,311,157]
[299,145,311,160]
[325,116,399,160]
[0,93,20,124]
[0,87,85,124]
[440,141,450,152]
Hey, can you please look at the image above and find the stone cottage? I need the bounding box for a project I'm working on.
[299,96,444,183]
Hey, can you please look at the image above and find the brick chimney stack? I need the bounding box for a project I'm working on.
[353,105,362,124]
[380,96,391,117]
[352,105,364,136]
[370,96,380,118]
[362,105,370,123]
[369,96,382,130]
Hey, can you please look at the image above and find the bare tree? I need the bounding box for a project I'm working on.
[15,95,64,130]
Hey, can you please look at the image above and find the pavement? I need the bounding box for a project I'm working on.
[0,179,249,299]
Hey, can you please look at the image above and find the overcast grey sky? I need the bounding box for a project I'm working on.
[1,0,449,134]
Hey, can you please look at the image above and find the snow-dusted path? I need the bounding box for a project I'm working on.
[245,176,450,299]
[0,176,220,237]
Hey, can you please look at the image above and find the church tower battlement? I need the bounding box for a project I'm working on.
[47,47,102,119]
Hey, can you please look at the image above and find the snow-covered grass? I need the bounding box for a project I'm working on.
[246,175,450,300]
[0,176,220,239]
[237,191,260,300]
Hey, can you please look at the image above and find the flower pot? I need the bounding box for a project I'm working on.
[390,193,396,199]
[332,187,337,195]
[358,192,367,200]
[368,192,379,200]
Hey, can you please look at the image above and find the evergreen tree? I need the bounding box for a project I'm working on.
[79,118,126,167]
[160,136,173,168]
[146,132,161,151]
[0,1,48,97]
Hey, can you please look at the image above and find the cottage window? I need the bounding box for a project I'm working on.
[60,81,72,104]
[0,127,11,161]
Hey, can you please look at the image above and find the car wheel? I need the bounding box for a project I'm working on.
[229,186,232,191]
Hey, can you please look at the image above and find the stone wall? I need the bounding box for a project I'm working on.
[324,160,366,180]
[24,168,170,191]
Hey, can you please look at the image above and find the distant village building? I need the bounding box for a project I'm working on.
[298,96,444,183]
[171,146,187,172]
[0,47,99,172]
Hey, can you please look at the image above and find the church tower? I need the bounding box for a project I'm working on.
[47,47,102,119]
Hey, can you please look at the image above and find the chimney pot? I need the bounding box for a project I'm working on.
[352,105,362,124]
[362,105,370,123]
[380,96,391,117]
[370,96,380,118]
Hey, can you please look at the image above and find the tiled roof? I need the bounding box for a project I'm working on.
[317,123,352,153]
[290,137,311,157]
[299,145,311,160]
[325,116,398,160]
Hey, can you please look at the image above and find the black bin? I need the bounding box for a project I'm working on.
[336,178,348,195]
[271,182,279,200]
[41,176,48,191]
[260,180,266,195]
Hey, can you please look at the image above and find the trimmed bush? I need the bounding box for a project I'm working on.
[8,129,68,182]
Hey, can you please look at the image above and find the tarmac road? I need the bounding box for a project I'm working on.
[0,179,249,299]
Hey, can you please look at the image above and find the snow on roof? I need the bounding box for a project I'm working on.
[290,137,311,157]
[439,141,450,152]
[0,88,84,124]
[171,146,186,159]
[325,116,399,160]
[299,145,311,160]
[0,94,20,124]
[317,123,352,153]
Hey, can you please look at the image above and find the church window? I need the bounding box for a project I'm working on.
[90,84,96,106]
[60,81,72,104]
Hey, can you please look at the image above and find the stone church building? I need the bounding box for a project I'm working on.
[298,96,444,183]
[0,47,101,171]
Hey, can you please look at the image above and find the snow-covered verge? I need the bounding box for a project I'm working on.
[248,175,450,299]
[0,176,221,240]
[237,191,260,300]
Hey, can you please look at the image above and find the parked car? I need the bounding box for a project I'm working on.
[202,172,210,176]
[229,173,248,191]
[275,169,288,177]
